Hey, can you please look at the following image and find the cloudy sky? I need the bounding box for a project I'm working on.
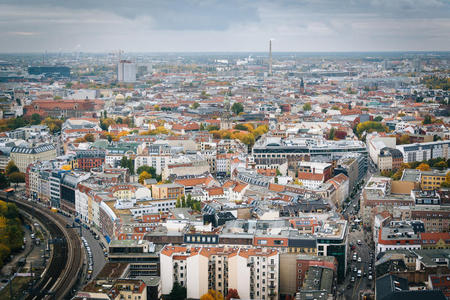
[0,0,449,52]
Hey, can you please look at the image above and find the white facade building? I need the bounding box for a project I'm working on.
[117,60,136,82]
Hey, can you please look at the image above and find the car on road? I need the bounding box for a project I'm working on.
[353,267,357,273]
[347,284,353,289]
[357,240,362,245]
[350,277,355,283]
[357,257,362,263]
[357,270,362,277]
[368,275,373,280]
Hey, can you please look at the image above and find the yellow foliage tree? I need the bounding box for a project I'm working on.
[200,290,224,300]
[416,163,431,171]
[138,171,152,184]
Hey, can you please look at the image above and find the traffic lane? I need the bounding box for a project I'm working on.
[80,226,106,279]
[344,229,373,299]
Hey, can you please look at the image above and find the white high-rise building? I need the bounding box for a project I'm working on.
[117,60,136,82]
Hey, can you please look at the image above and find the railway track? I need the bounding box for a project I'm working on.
[3,197,83,300]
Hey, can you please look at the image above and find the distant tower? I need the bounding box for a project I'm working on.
[118,60,136,82]
[269,39,273,76]
[414,58,421,72]
[300,78,305,94]
[220,97,232,130]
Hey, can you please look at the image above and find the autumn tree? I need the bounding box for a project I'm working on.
[416,163,431,171]
[100,118,116,131]
[303,103,312,111]
[42,117,63,134]
[441,171,450,188]
[138,171,152,184]
[201,290,224,300]
[137,166,157,178]
[84,133,95,142]
[397,134,411,145]
[226,289,240,300]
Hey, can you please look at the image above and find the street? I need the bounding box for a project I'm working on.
[61,215,107,280]
[338,160,377,299]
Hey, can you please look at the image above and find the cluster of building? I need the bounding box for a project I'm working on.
[0,52,449,299]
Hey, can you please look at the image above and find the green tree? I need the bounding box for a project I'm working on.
[176,196,181,208]
[186,193,192,208]
[168,282,186,300]
[321,108,327,113]
[120,156,135,175]
[136,166,157,178]
[374,116,383,122]
[423,115,432,125]
[434,161,447,170]
[181,195,186,208]
[231,102,244,115]
[8,172,25,185]
[191,102,200,109]
[5,161,19,176]
[200,91,209,99]
[0,173,9,189]
[30,113,42,125]
[303,103,312,111]
[328,128,336,140]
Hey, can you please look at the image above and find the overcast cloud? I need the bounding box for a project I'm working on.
[0,0,449,52]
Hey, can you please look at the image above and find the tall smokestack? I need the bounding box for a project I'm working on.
[269,39,272,76]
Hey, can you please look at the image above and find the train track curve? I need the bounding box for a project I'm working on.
[4,197,83,300]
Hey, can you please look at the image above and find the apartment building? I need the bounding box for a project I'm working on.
[10,144,56,172]
[160,246,279,300]
[376,221,425,254]
[378,147,403,172]
[297,161,332,189]
[75,149,105,171]
[151,183,184,200]
[396,140,450,163]
[420,169,448,191]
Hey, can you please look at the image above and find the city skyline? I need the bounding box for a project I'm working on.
[0,0,449,53]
